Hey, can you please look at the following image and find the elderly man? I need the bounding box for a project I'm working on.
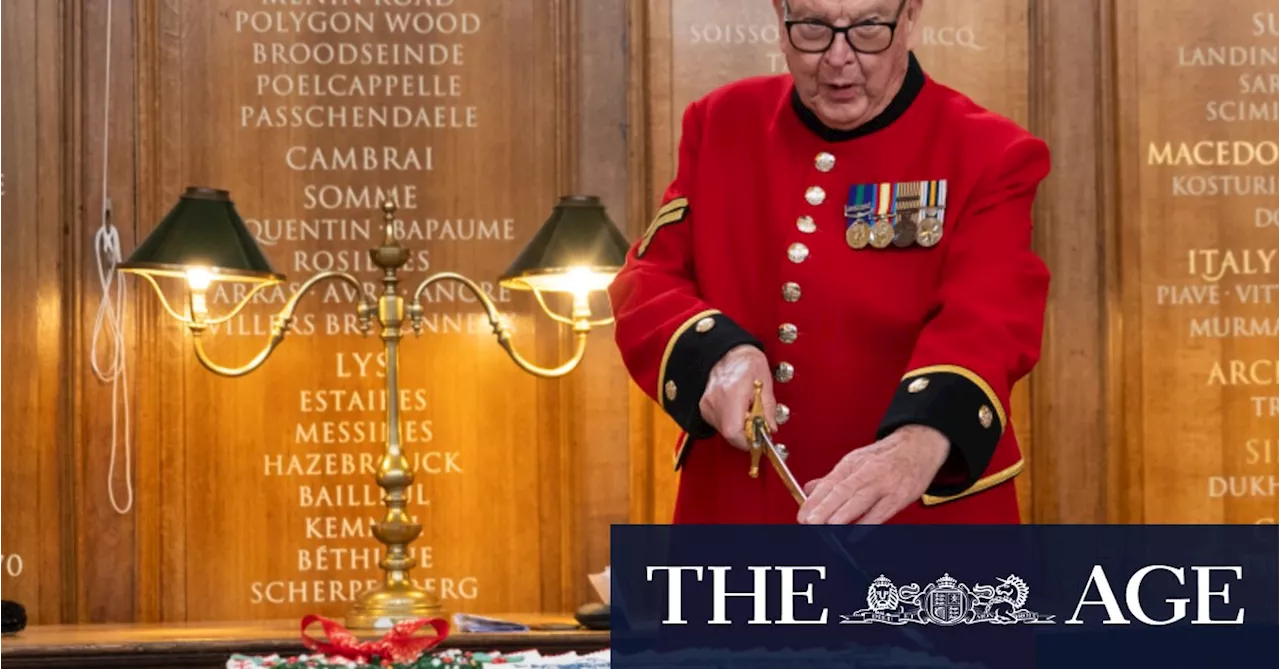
[608,0,1051,525]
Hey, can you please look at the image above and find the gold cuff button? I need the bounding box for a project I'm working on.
[908,377,930,393]
[978,405,994,429]
[695,316,716,333]
[664,380,677,401]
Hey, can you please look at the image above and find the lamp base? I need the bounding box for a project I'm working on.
[345,583,445,630]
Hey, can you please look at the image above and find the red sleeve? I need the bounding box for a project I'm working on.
[607,99,763,462]
[876,134,1052,496]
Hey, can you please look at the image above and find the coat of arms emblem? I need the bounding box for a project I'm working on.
[841,573,1055,626]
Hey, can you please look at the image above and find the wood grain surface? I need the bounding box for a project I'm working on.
[3,0,637,625]
[1114,0,1278,524]
[1,0,1274,628]
[0,615,606,669]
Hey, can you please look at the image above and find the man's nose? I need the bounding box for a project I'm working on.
[822,31,856,67]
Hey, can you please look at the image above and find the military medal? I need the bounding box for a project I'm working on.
[844,184,872,249]
[869,182,896,249]
[846,222,870,249]
[892,181,922,248]
[915,179,947,247]
[893,216,917,248]
[870,220,893,248]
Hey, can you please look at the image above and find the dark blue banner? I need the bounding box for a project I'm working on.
[609,525,1278,668]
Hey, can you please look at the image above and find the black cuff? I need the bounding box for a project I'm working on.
[876,366,1006,497]
[660,311,763,460]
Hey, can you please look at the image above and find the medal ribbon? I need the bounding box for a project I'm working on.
[921,179,948,210]
[877,182,898,223]
[894,181,922,215]
[845,184,871,227]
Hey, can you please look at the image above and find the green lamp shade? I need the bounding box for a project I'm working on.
[499,195,631,294]
[119,186,283,284]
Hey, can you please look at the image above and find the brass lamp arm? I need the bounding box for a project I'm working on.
[408,272,588,379]
[190,271,375,377]
[527,285,615,328]
[136,272,273,327]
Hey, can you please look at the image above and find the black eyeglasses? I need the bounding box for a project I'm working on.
[783,0,908,55]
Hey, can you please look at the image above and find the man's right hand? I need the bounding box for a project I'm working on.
[699,345,776,451]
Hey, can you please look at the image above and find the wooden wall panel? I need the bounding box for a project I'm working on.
[1114,0,1278,524]
[0,0,73,627]
[1026,0,1115,524]
[77,0,142,623]
[121,0,633,622]
[640,0,1036,522]
[564,0,633,613]
[2,0,1274,630]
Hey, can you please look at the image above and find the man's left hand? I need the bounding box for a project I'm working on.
[797,426,951,525]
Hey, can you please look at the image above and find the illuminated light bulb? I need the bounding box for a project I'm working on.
[186,266,214,291]
[566,266,593,302]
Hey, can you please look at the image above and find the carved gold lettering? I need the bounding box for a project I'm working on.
[264,451,460,477]
[0,554,24,577]
[1207,360,1278,385]
[1149,141,1279,166]
[292,420,436,445]
[1187,249,1277,282]
[1207,476,1279,497]
[249,577,478,605]
[1245,439,1274,465]
[298,545,433,570]
[298,483,432,508]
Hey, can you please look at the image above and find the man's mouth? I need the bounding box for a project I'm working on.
[822,82,861,100]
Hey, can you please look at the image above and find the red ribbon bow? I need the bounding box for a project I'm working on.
[300,614,450,664]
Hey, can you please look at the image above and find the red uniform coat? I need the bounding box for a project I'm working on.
[608,55,1051,524]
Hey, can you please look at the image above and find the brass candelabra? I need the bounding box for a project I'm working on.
[121,187,629,629]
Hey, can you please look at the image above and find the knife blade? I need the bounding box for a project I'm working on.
[744,380,808,506]
[742,380,934,652]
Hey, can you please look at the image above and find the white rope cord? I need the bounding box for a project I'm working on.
[89,0,133,515]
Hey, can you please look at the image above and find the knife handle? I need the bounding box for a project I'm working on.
[745,380,767,478]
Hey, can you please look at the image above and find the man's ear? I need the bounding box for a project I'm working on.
[902,0,924,50]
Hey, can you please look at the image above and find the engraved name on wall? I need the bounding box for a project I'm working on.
[1132,4,1277,523]
[158,0,559,619]
[670,0,1027,122]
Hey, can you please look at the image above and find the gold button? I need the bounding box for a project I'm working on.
[665,380,677,401]
[775,403,791,425]
[787,243,809,263]
[774,362,794,383]
[796,216,817,234]
[775,444,790,461]
[908,377,929,393]
[814,152,835,172]
[782,282,802,302]
[695,317,715,333]
[978,405,994,429]
[778,323,798,344]
[805,186,826,206]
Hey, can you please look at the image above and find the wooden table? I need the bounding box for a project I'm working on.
[0,615,609,668]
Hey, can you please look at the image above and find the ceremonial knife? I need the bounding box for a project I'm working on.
[744,380,807,505]
[743,380,935,653]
